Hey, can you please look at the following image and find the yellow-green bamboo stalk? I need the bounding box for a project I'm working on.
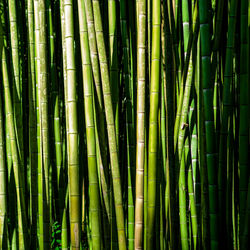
[27,0,38,247]
[108,0,119,147]
[59,2,69,247]
[134,0,146,248]
[64,1,80,248]
[0,36,8,248]
[38,0,51,247]
[147,0,160,247]
[33,1,44,248]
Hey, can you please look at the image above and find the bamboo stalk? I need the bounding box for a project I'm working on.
[64,0,80,248]
[147,0,160,247]
[27,0,38,247]
[0,33,8,248]
[199,0,219,248]
[134,0,146,248]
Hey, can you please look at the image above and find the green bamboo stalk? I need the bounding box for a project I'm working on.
[46,0,54,226]
[78,0,102,248]
[27,0,38,247]
[179,134,189,250]
[64,1,80,249]
[84,0,105,127]
[46,0,62,207]
[84,6,103,115]
[176,0,183,103]
[160,68,166,249]
[189,90,200,249]
[61,188,69,250]
[174,34,197,152]
[199,0,219,248]
[108,0,119,148]
[172,0,181,106]
[194,33,201,249]
[187,128,198,249]
[38,0,51,247]
[34,1,43,247]
[160,11,168,231]
[155,116,161,249]
[0,43,8,248]
[90,0,127,248]
[147,0,151,81]
[182,0,190,59]
[147,0,160,247]
[159,183,164,250]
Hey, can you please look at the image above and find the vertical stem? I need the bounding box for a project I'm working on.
[147,0,160,247]
[199,0,219,248]
[64,0,80,248]
[134,0,146,248]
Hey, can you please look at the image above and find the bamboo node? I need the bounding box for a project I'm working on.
[181,123,189,130]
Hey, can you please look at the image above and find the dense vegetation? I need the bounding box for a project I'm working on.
[0,0,249,249]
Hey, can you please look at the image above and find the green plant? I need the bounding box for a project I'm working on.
[51,221,61,249]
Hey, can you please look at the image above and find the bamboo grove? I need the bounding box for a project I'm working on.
[0,0,249,249]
